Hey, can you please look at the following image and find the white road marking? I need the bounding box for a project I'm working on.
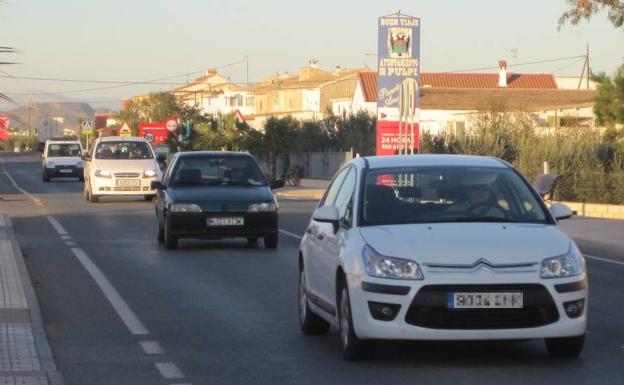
[155,362,184,379]
[47,216,68,235]
[65,241,77,247]
[139,340,165,355]
[585,255,624,267]
[61,235,71,240]
[279,229,302,240]
[2,165,39,202]
[70,247,149,335]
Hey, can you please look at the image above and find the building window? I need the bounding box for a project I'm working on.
[245,96,253,106]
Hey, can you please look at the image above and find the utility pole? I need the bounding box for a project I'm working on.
[586,43,590,90]
[244,55,249,86]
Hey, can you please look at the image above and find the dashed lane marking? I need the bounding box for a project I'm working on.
[70,247,149,335]
[279,229,302,240]
[155,362,184,379]
[139,341,165,355]
[47,216,68,235]
[65,241,77,247]
[61,235,71,240]
[585,255,624,267]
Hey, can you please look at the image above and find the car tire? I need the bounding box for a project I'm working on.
[156,215,165,244]
[78,175,85,182]
[164,215,178,250]
[88,185,99,203]
[545,334,585,357]
[84,182,89,201]
[298,267,330,335]
[42,171,50,182]
[264,233,278,249]
[338,282,373,361]
[144,195,154,201]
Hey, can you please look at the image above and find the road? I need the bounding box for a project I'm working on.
[1,152,623,385]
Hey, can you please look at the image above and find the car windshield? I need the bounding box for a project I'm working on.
[362,166,549,225]
[94,141,153,160]
[171,155,266,187]
[47,143,81,157]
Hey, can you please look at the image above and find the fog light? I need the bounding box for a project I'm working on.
[368,301,401,321]
[563,299,585,318]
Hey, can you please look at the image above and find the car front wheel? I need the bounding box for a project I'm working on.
[164,215,178,249]
[264,233,278,249]
[545,334,585,357]
[298,267,329,335]
[339,283,372,361]
[42,171,50,182]
[156,215,164,244]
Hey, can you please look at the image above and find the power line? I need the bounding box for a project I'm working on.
[449,55,586,73]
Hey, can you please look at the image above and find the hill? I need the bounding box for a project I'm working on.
[1,102,97,129]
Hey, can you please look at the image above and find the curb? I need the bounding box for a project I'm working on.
[2,215,66,385]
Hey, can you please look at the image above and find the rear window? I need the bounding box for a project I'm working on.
[362,166,549,225]
[95,141,153,160]
[47,143,82,157]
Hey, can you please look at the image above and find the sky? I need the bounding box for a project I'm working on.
[0,0,623,110]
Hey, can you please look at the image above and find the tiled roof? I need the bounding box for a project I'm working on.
[421,73,558,89]
[358,72,377,102]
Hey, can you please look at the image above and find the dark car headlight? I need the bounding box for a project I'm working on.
[170,203,202,213]
[248,202,278,212]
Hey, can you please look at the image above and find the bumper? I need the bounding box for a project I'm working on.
[168,211,278,239]
[91,177,157,196]
[45,166,83,177]
[347,272,587,341]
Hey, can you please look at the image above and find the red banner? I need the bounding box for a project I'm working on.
[376,120,419,156]
[138,122,169,145]
[0,115,9,142]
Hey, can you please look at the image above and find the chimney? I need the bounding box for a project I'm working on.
[498,60,508,88]
[308,58,318,69]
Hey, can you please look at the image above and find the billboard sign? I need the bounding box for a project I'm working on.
[376,120,419,156]
[377,12,420,155]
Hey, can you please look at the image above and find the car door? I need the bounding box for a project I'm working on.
[315,166,356,309]
[304,167,350,302]
[156,155,177,226]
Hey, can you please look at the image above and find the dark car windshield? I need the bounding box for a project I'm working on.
[362,166,549,225]
[94,141,153,160]
[171,155,266,187]
[47,143,81,157]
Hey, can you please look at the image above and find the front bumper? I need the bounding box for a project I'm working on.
[168,211,278,239]
[45,166,83,177]
[91,176,157,196]
[347,271,587,341]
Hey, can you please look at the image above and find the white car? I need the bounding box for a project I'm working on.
[83,136,162,203]
[42,139,84,182]
[298,155,587,360]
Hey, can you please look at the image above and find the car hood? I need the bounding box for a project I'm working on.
[359,223,571,265]
[91,159,158,173]
[169,185,272,210]
[46,157,82,166]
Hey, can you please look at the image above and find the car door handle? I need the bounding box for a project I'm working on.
[317,234,324,241]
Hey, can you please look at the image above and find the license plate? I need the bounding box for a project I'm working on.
[207,217,244,226]
[448,292,523,309]
[59,169,73,174]
[116,179,140,187]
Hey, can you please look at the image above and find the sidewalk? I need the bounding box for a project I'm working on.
[0,214,64,385]
[275,186,326,201]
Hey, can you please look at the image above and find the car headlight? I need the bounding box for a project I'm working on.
[46,162,55,168]
[541,245,584,279]
[362,244,424,280]
[143,170,157,178]
[95,170,112,178]
[170,203,202,213]
[248,202,278,212]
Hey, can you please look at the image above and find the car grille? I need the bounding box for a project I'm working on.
[114,172,141,178]
[405,284,559,329]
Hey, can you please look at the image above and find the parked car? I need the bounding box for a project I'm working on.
[152,151,284,249]
[298,155,586,360]
[42,139,84,182]
[83,136,162,203]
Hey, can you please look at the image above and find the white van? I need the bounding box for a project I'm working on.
[42,139,84,182]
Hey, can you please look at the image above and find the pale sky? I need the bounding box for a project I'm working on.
[1,0,622,109]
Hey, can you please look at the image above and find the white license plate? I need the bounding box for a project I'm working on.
[116,179,140,187]
[59,169,73,173]
[448,292,523,309]
[207,217,244,226]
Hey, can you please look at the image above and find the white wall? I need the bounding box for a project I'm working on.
[302,89,320,112]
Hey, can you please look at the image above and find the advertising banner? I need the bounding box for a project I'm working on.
[376,13,420,155]
[376,120,419,156]
[0,115,10,142]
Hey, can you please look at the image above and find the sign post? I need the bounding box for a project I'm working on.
[376,11,420,155]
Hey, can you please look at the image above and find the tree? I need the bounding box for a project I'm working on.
[558,0,624,30]
[593,63,624,127]
[116,92,210,136]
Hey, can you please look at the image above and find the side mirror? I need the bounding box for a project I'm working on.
[150,181,165,190]
[550,203,573,220]
[270,179,285,189]
[312,206,340,232]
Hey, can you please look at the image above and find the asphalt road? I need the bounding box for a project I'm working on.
[1,152,623,385]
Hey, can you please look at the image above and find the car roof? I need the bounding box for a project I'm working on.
[98,136,146,142]
[357,154,509,170]
[174,151,253,158]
